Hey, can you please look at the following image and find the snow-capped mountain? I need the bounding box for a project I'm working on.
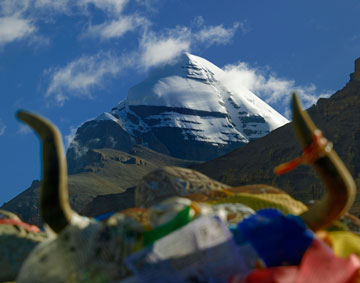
[67,53,288,172]
[110,53,287,143]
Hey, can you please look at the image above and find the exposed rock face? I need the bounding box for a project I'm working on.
[67,120,133,174]
[350,57,360,82]
[1,180,42,226]
[193,61,360,217]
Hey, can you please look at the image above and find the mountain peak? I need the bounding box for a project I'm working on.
[72,53,289,162]
[145,52,223,82]
[125,53,227,111]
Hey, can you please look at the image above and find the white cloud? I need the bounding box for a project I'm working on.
[0,0,243,68]
[64,126,78,150]
[34,0,127,15]
[45,52,122,106]
[0,0,138,47]
[0,120,6,136]
[0,16,35,46]
[67,135,88,159]
[79,0,128,15]
[195,22,240,46]
[137,19,242,69]
[78,0,150,40]
[27,33,50,48]
[0,0,30,15]
[0,1,37,47]
[139,28,191,69]
[86,15,148,39]
[33,0,70,12]
[17,124,32,135]
[32,7,246,101]
[221,62,332,118]
[134,0,159,12]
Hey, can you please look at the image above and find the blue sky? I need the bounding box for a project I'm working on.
[1,0,360,205]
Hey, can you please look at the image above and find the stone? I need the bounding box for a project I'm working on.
[350,57,360,82]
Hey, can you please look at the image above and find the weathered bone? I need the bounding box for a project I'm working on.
[292,93,356,230]
[17,111,86,234]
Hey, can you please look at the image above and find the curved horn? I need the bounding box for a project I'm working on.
[17,110,82,233]
[292,93,356,230]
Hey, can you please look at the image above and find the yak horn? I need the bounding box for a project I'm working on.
[292,94,356,230]
[17,111,84,234]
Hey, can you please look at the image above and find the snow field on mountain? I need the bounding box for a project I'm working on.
[97,53,289,145]
[127,76,228,113]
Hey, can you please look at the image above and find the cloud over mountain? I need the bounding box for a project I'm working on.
[45,52,122,106]
[222,62,332,118]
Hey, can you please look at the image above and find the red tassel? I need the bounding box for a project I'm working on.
[274,130,332,176]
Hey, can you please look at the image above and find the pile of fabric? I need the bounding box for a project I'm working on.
[114,195,360,282]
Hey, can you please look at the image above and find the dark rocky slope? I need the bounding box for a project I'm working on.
[1,145,197,226]
[193,60,360,216]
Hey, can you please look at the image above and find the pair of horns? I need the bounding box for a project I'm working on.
[17,93,356,232]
